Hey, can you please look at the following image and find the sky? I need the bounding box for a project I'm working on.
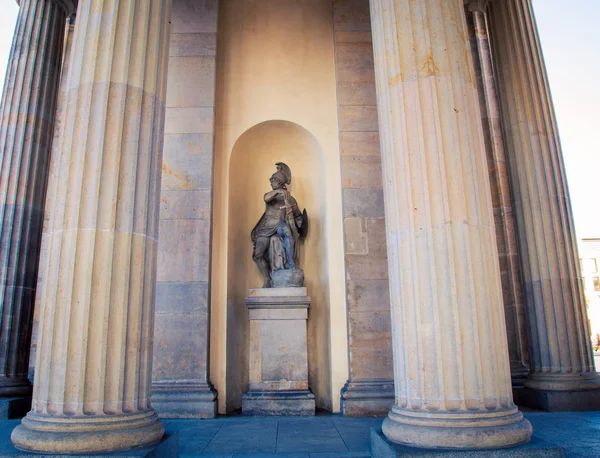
[0,0,599,238]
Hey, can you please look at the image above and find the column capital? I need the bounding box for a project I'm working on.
[465,0,489,12]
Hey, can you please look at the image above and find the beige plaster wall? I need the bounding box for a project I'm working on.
[211,0,348,413]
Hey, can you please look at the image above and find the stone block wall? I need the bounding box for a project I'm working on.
[333,0,394,416]
[151,0,219,418]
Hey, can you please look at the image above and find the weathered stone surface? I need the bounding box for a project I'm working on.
[242,391,315,416]
[153,313,209,382]
[341,155,383,188]
[157,219,210,282]
[333,0,372,31]
[335,52,375,83]
[343,189,385,218]
[334,0,392,416]
[339,105,379,132]
[155,281,209,314]
[348,311,393,378]
[152,382,217,419]
[162,133,214,190]
[272,269,304,288]
[152,0,217,420]
[344,217,368,255]
[337,82,378,106]
[345,218,388,281]
[341,380,394,416]
[340,132,381,157]
[165,107,215,134]
[171,0,218,33]
[347,279,390,312]
[335,31,373,43]
[170,33,217,57]
[159,189,212,220]
[243,289,314,416]
[166,56,216,108]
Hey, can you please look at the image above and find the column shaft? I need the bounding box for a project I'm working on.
[11,0,172,453]
[370,0,531,448]
[0,0,71,397]
[465,2,530,385]
[488,0,600,393]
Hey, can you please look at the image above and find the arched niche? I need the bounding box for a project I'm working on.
[226,120,330,411]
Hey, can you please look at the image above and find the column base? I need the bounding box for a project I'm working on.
[0,396,31,419]
[11,409,164,454]
[510,364,530,388]
[382,405,532,449]
[523,372,600,391]
[340,379,394,416]
[0,377,32,398]
[514,386,600,411]
[371,427,563,457]
[152,381,217,418]
[7,430,178,457]
[242,389,315,416]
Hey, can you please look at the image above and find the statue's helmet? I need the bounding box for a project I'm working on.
[272,162,292,185]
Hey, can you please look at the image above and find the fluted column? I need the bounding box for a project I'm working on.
[370,0,531,448]
[0,0,74,399]
[465,0,530,385]
[487,0,600,398]
[11,0,172,453]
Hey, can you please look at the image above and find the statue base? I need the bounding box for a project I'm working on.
[243,287,314,416]
[272,268,304,288]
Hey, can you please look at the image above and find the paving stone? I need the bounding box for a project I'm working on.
[332,417,383,451]
[276,418,348,453]
[204,419,278,454]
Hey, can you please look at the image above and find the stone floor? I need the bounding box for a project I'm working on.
[0,410,599,457]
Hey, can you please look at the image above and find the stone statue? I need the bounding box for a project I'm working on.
[251,162,308,288]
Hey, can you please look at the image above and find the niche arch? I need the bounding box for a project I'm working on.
[225,120,330,411]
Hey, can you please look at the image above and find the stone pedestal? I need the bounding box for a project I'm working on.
[242,288,315,416]
[341,380,394,416]
[370,428,565,457]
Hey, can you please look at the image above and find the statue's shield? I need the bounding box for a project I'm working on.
[299,209,308,238]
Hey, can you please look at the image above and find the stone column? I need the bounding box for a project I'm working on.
[11,0,172,453]
[487,0,600,409]
[369,0,531,448]
[0,0,73,408]
[465,0,530,386]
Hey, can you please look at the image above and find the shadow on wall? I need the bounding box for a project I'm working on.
[226,120,331,412]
